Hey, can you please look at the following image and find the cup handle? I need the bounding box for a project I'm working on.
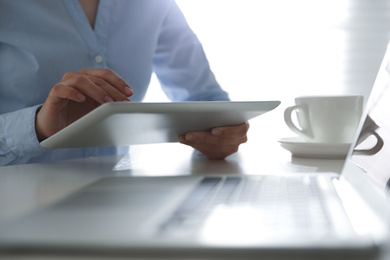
[354,130,384,155]
[284,105,313,139]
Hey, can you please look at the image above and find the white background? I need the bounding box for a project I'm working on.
[144,0,390,105]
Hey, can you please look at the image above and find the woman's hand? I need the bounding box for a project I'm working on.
[35,68,133,141]
[178,122,250,160]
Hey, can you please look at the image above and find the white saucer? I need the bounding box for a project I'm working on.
[278,137,351,159]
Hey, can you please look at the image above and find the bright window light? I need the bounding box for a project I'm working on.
[144,1,389,102]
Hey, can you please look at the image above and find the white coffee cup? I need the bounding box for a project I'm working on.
[284,95,364,143]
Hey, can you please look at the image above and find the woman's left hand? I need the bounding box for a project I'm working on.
[178,122,250,160]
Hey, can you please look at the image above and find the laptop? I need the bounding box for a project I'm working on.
[40,101,280,149]
[1,47,390,259]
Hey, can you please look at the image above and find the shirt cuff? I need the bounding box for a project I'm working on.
[4,105,47,157]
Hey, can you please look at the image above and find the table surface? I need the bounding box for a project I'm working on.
[0,107,346,222]
[2,105,383,259]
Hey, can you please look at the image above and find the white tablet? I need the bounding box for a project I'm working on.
[40,101,280,149]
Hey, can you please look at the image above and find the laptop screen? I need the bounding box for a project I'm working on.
[351,44,390,196]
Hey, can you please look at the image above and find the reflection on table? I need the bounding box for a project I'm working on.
[0,111,345,225]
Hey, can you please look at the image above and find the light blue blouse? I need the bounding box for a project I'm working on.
[0,0,229,166]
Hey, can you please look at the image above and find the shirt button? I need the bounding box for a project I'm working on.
[94,55,103,64]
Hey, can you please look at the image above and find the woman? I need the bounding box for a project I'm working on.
[0,0,249,166]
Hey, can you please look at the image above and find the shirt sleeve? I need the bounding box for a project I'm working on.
[152,0,230,102]
[0,105,47,166]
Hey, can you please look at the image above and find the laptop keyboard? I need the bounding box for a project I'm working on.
[160,176,332,236]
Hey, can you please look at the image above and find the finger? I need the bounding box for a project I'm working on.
[62,71,130,102]
[61,72,116,104]
[211,122,250,137]
[181,131,248,146]
[180,123,249,146]
[88,76,131,102]
[78,68,133,97]
[48,82,86,105]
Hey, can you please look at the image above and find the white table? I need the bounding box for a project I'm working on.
[0,106,366,260]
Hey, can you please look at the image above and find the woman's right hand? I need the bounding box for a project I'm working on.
[35,68,133,141]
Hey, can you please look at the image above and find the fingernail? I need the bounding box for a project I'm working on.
[124,87,133,96]
[185,134,196,141]
[104,96,113,103]
[178,136,185,143]
[76,93,85,102]
[212,128,222,135]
